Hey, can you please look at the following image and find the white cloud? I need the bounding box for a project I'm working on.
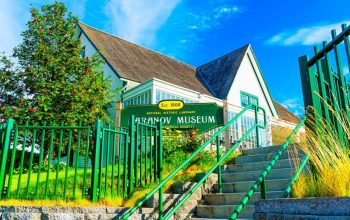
[188,5,242,31]
[188,25,199,30]
[267,20,350,46]
[104,0,181,46]
[293,109,303,118]
[281,98,304,117]
[214,6,240,18]
[281,98,300,109]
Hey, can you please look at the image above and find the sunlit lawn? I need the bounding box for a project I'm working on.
[1,149,239,207]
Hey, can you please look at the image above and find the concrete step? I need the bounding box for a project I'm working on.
[224,158,298,173]
[234,150,305,164]
[241,144,304,156]
[196,204,254,219]
[213,178,290,193]
[204,191,285,205]
[241,145,282,156]
[222,168,294,182]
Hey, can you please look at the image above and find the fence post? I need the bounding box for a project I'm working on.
[0,118,14,200]
[216,135,222,193]
[128,115,135,195]
[254,106,260,148]
[91,120,102,202]
[157,122,163,220]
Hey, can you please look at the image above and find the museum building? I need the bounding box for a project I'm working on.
[76,23,300,148]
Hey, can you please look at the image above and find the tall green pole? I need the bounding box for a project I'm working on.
[254,107,260,148]
[0,119,14,199]
[128,115,135,195]
[216,135,222,193]
[91,120,102,202]
[157,122,163,220]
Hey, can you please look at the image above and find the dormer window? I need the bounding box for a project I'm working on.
[241,91,258,109]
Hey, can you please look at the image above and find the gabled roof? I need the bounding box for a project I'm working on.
[273,101,300,124]
[196,45,249,99]
[78,23,299,124]
[78,23,211,95]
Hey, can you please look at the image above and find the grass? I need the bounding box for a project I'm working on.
[2,148,239,207]
[292,104,350,198]
[4,168,92,200]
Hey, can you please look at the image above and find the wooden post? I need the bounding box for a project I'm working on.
[115,102,122,158]
[223,100,230,151]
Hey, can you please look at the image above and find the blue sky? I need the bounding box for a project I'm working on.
[1,0,350,116]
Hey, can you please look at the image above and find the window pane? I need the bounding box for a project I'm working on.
[250,97,258,109]
[81,46,86,58]
[141,94,145,104]
[241,94,249,107]
[156,91,160,103]
[148,91,152,104]
[145,92,150,104]
[251,97,258,105]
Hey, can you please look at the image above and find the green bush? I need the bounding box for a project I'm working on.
[162,128,183,157]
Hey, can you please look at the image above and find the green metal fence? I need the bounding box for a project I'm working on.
[119,103,266,220]
[299,23,350,147]
[0,116,162,202]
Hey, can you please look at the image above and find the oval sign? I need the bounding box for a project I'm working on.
[158,100,184,110]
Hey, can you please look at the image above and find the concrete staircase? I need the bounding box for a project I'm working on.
[190,145,306,220]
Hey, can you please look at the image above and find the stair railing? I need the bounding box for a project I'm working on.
[229,115,307,220]
[283,154,310,198]
[119,103,267,220]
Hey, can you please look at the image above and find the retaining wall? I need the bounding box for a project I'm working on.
[254,197,350,220]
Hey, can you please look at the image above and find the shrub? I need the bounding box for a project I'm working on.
[162,128,183,157]
[293,104,350,197]
[182,129,203,153]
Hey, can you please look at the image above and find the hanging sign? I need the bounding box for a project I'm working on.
[121,100,223,133]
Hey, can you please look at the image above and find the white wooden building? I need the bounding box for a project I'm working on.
[76,23,301,148]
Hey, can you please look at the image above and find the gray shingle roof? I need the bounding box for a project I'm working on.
[273,101,300,124]
[196,45,249,99]
[79,23,211,95]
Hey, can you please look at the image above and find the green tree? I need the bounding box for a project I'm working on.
[0,2,115,125]
[0,55,25,121]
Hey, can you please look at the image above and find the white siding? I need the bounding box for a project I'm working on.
[227,54,274,117]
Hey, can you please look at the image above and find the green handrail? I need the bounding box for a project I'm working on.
[283,155,310,198]
[229,115,306,220]
[119,103,267,220]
